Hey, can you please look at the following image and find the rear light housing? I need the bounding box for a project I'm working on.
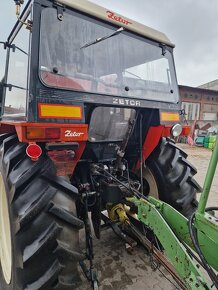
[26,127,60,140]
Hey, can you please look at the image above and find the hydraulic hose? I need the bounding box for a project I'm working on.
[188,212,218,289]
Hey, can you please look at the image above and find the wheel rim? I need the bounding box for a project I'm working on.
[0,172,12,284]
[143,167,159,198]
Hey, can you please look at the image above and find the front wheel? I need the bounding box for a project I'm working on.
[143,138,200,217]
[0,134,84,290]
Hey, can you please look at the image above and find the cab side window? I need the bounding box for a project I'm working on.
[4,24,30,116]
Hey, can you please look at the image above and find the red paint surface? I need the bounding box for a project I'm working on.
[48,142,86,176]
[136,124,191,169]
[0,121,88,143]
[136,126,164,169]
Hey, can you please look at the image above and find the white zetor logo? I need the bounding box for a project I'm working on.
[65,130,84,137]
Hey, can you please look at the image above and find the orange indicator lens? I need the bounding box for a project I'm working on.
[160,112,180,122]
[26,127,45,139]
[38,103,82,119]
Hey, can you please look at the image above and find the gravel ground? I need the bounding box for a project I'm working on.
[78,144,218,290]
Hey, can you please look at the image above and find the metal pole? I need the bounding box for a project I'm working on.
[197,136,218,214]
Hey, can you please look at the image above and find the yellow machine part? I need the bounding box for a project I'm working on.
[107,203,130,224]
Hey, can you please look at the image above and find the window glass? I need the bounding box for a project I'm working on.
[4,23,30,116]
[0,45,6,82]
[203,113,217,121]
[89,107,136,141]
[0,44,6,106]
[39,8,179,103]
[7,47,28,88]
[181,102,200,121]
[203,103,218,112]
[4,87,26,114]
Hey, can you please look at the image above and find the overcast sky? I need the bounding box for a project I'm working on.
[1,0,218,87]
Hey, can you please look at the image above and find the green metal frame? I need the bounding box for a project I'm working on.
[130,137,218,289]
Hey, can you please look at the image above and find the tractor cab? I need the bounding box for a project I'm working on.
[0,0,185,167]
[0,2,208,290]
[1,0,179,121]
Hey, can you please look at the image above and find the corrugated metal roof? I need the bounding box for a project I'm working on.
[57,0,175,47]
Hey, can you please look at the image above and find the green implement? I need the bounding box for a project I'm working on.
[129,137,218,289]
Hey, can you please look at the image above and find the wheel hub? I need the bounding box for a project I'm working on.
[143,167,159,198]
[0,173,12,284]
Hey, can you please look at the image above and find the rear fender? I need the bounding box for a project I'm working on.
[0,122,88,176]
[136,125,190,170]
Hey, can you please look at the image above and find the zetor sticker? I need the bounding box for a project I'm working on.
[106,11,132,26]
[64,130,85,137]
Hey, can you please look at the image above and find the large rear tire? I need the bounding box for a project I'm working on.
[144,138,200,217]
[0,134,84,290]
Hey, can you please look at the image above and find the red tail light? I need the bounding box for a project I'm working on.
[45,128,60,139]
[26,143,42,161]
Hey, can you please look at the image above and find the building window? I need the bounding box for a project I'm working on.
[203,103,218,112]
[181,102,200,120]
[203,113,217,121]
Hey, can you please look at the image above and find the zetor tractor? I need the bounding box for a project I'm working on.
[0,0,201,289]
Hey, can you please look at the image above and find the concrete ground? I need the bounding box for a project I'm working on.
[78,144,218,290]
[179,144,218,207]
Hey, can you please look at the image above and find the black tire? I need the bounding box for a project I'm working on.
[144,137,201,217]
[0,134,84,290]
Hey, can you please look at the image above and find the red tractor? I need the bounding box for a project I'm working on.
[0,0,200,289]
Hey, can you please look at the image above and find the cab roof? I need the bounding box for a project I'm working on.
[56,0,175,48]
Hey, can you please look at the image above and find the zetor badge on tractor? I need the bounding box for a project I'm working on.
[0,0,201,289]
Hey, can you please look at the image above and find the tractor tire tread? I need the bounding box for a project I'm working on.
[0,134,83,290]
[49,202,84,229]
[146,137,201,217]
